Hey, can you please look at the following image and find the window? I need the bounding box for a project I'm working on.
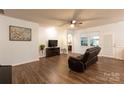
[80,32,99,47]
[81,37,88,46]
[90,36,99,46]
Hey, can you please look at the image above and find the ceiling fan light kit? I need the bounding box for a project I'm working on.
[70,24,75,28]
[72,20,76,24]
[70,20,77,28]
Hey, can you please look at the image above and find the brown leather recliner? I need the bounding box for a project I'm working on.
[68,46,101,72]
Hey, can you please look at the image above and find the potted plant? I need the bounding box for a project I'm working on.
[39,44,45,54]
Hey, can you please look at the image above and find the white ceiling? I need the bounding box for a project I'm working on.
[3,9,124,29]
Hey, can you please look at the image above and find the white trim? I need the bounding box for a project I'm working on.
[12,58,40,66]
[102,55,124,61]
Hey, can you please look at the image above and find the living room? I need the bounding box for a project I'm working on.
[0,9,124,84]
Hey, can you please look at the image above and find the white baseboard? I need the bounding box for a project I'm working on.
[101,55,124,61]
[101,55,114,58]
[39,55,46,58]
[12,58,40,66]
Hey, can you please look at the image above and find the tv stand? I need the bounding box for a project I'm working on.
[0,65,12,84]
[46,47,60,57]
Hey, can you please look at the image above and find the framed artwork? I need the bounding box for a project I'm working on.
[81,37,88,46]
[9,25,31,41]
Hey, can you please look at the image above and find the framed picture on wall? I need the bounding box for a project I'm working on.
[81,37,88,46]
[9,25,32,41]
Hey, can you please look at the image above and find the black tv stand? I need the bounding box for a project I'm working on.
[46,47,60,57]
[0,65,12,84]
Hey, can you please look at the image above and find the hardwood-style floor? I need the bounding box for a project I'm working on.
[12,53,124,84]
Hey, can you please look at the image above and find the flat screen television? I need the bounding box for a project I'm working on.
[48,40,58,47]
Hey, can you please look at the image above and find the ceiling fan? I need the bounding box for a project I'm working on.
[59,10,84,28]
[69,19,83,28]
[51,10,103,28]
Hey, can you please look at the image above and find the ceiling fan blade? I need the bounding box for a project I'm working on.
[80,17,104,21]
[58,22,68,27]
[0,9,4,14]
[40,15,67,22]
[72,9,82,20]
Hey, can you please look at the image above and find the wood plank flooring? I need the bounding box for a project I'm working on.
[12,53,124,84]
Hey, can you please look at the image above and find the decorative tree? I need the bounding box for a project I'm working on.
[40,44,45,54]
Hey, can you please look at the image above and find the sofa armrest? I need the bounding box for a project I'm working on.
[68,56,82,62]
[68,56,85,72]
[77,54,84,59]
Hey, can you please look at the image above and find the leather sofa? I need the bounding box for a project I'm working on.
[68,46,101,72]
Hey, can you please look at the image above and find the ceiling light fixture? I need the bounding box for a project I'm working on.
[70,24,75,28]
[72,20,76,24]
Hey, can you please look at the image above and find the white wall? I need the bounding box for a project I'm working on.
[39,27,68,57]
[0,15,39,65]
[73,21,124,60]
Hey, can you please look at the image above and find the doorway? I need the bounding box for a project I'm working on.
[67,34,73,53]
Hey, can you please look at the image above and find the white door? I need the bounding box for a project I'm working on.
[102,34,115,58]
[115,29,124,60]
